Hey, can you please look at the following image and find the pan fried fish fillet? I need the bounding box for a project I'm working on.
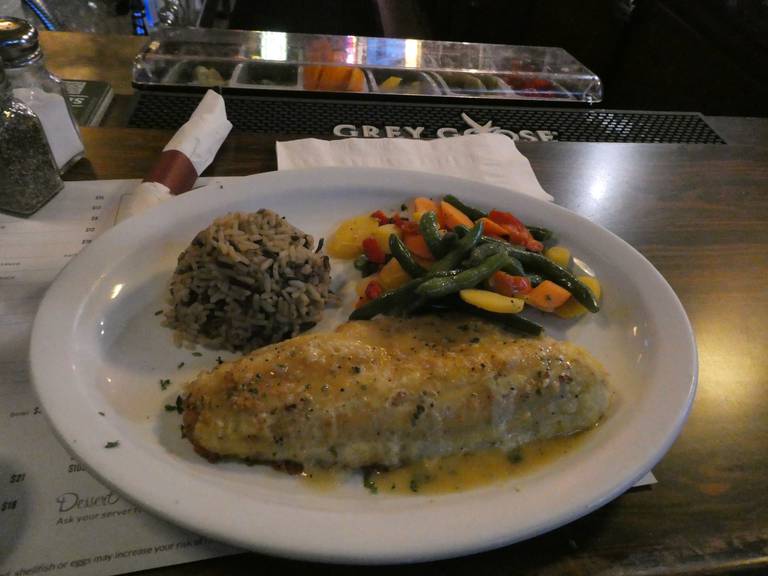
[183,315,610,468]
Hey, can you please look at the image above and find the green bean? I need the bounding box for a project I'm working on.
[526,226,554,242]
[417,252,510,298]
[466,243,525,276]
[481,237,599,312]
[453,224,470,239]
[418,211,445,258]
[439,230,458,252]
[350,279,421,320]
[389,234,426,277]
[443,194,488,221]
[465,243,501,267]
[395,295,428,317]
[430,221,484,272]
[349,271,457,320]
[353,254,379,277]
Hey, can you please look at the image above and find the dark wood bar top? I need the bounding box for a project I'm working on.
[20,29,768,575]
[64,127,768,575]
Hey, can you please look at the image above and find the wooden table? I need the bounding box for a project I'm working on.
[64,127,768,575]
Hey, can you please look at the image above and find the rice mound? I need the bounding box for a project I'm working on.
[164,210,331,351]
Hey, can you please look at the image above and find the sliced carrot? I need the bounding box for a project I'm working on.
[526,280,572,312]
[318,66,353,91]
[403,233,434,260]
[414,197,438,213]
[479,217,510,239]
[303,65,321,90]
[346,68,366,92]
[440,200,473,230]
[378,258,411,290]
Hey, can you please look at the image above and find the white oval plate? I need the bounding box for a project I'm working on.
[30,168,697,564]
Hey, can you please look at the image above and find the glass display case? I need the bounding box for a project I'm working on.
[133,28,602,103]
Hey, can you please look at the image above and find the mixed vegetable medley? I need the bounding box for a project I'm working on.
[327,195,601,335]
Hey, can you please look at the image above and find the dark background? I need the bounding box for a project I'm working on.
[225,0,768,117]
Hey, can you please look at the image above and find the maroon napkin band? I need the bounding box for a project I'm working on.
[143,150,198,195]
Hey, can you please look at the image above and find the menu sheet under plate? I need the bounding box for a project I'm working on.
[0,180,238,576]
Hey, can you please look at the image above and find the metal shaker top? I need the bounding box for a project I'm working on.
[0,18,41,67]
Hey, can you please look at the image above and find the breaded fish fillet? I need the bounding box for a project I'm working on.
[183,315,610,468]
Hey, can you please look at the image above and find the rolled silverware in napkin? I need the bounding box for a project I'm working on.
[115,90,232,223]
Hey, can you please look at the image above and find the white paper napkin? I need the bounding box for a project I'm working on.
[276,133,554,202]
[164,90,233,176]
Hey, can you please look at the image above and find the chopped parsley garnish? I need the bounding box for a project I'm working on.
[98,411,105,416]
[508,447,524,464]
[164,404,177,412]
[177,361,185,369]
[154,310,163,316]
[411,404,425,426]
[409,479,420,493]
[216,356,224,365]
[159,378,171,390]
[191,352,203,357]
[400,203,408,211]
[104,441,119,449]
[363,470,378,494]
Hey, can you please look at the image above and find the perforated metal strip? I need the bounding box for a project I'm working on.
[128,91,725,144]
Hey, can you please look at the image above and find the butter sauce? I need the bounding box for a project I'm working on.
[302,431,591,495]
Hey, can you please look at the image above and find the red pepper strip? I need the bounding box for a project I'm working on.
[370,210,390,226]
[488,209,526,230]
[525,238,544,252]
[392,213,419,234]
[488,209,542,251]
[362,237,387,264]
[365,280,383,300]
[489,271,532,296]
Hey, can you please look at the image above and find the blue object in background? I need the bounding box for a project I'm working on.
[130,0,148,35]
[143,0,155,27]
[366,37,406,66]
[21,0,59,30]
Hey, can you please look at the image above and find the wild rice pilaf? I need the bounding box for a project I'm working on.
[164,210,331,351]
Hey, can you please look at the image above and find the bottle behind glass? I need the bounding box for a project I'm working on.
[0,59,64,215]
[0,17,85,172]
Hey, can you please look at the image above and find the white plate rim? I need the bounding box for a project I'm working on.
[30,167,698,564]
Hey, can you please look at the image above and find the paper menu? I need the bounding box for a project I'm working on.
[0,180,237,576]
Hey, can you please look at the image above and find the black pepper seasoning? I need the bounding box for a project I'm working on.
[0,58,63,215]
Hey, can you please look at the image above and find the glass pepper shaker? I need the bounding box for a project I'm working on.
[0,58,64,215]
[0,17,85,173]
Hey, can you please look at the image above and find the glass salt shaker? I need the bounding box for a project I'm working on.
[0,17,85,173]
[0,58,64,215]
